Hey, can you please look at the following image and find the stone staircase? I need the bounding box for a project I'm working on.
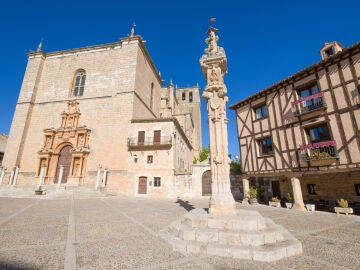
[0,185,107,199]
[160,208,302,262]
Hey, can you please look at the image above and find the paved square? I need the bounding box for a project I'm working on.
[0,192,359,269]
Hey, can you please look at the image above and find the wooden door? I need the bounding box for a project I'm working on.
[138,176,147,194]
[153,130,161,145]
[138,131,145,145]
[55,145,72,183]
[202,170,212,196]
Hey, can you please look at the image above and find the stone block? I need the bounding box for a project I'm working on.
[285,241,303,257]
[240,232,264,246]
[207,217,233,230]
[253,245,287,262]
[195,229,219,243]
[263,231,277,244]
[179,227,196,241]
[169,238,187,253]
[206,243,232,257]
[218,231,241,245]
[186,241,207,254]
[230,246,253,260]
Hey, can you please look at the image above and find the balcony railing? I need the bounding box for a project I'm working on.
[299,140,338,163]
[128,136,172,149]
[292,92,327,116]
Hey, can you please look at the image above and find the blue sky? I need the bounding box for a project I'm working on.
[1,0,360,158]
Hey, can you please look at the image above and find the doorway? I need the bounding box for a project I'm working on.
[54,145,72,183]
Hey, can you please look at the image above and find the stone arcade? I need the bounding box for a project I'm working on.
[161,27,303,261]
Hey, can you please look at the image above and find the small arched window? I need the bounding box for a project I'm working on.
[189,92,193,103]
[182,92,186,101]
[72,70,86,97]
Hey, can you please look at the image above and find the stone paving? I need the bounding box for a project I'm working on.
[0,189,359,269]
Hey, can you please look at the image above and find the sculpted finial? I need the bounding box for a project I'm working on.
[36,38,43,52]
[130,22,136,37]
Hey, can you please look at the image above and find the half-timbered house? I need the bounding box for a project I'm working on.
[230,41,360,211]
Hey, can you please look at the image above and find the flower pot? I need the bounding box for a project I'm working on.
[309,158,336,167]
[249,198,258,204]
[285,202,293,209]
[334,207,353,215]
[306,204,315,211]
[34,190,43,195]
[269,201,281,207]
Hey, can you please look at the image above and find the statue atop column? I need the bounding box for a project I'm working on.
[200,27,236,215]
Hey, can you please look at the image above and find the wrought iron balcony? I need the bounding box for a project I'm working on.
[292,92,327,116]
[128,136,172,150]
[299,140,339,166]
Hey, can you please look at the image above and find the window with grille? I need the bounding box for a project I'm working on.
[154,177,161,187]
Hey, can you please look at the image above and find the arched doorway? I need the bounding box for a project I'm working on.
[138,176,147,194]
[55,145,72,183]
[202,170,212,196]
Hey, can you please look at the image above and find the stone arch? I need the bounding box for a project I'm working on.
[202,170,212,196]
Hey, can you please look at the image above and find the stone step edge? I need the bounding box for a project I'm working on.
[162,235,302,262]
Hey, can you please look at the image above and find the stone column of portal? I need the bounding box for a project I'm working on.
[102,169,108,187]
[37,165,46,188]
[8,168,15,186]
[291,177,306,211]
[57,165,64,190]
[242,178,250,204]
[0,167,5,186]
[12,166,19,187]
[95,165,102,190]
[200,27,236,215]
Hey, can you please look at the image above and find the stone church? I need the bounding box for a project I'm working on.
[1,32,204,197]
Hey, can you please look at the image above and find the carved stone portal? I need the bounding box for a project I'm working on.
[38,100,91,185]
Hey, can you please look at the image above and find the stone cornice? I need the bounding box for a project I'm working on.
[229,41,360,110]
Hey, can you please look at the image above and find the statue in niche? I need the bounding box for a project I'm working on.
[77,135,85,148]
[67,117,74,128]
[44,136,51,149]
[209,68,219,85]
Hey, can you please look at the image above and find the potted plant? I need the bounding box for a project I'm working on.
[269,197,281,207]
[334,198,353,215]
[34,186,44,195]
[286,192,293,209]
[248,186,258,204]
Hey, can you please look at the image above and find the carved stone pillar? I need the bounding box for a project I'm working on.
[200,27,235,215]
[291,177,306,211]
[37,165,46,188]
[57,165,64,190]
[12,166,19,187]
[0,167,5,186]
[242,178,250,204]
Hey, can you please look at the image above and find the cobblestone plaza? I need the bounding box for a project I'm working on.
[0,189,359,269]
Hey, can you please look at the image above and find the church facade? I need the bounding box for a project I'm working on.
[1,34,203,197]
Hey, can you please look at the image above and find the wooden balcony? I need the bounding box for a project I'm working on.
[292,92,327,120]
[128,136,172,150]
[299,140,339,166]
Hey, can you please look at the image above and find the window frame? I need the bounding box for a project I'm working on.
[154,177,161,187]
[257,137,273,156]
[253,104,268,120]
[355,184,360,196]
[307,184,317,195]
[71,70,86,97]
[147,155,153,164]
[305,123,331,143]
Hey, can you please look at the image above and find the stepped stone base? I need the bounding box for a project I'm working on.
[160,208,302,262]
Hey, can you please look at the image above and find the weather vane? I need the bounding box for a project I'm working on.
[210,17,216,26]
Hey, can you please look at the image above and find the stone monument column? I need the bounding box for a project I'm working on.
[200,27,236,215]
